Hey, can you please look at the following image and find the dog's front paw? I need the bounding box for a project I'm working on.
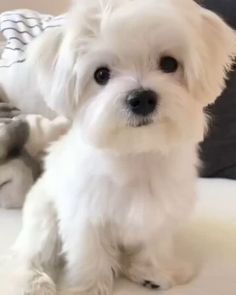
[125,261,194,290]
[125,264,172,290]
[0,263,56,295]
[0,252,56,294]
[24,270,56,295]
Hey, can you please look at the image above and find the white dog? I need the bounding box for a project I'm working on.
[1,0,235,294]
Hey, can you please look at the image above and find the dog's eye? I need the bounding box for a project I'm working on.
[159,56,178,73]
[94,67,111,85]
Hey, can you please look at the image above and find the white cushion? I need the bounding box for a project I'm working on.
[0,10,64,117]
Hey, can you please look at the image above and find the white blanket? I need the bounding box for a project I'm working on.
[0,9,64,64]
[0,10,64,117]
[1,178,236,295]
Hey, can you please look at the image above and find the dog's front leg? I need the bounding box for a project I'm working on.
[0,179,59,295]
[122,234,194,290]
[60,223,119,295]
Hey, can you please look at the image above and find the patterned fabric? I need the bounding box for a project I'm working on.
[0,9,65,68]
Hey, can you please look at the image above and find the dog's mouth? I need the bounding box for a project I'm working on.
[124,107,154,128]
[129,117,153,128]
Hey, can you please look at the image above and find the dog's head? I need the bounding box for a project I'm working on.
[30,0,236,154]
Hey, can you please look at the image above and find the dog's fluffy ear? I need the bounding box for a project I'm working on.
[188,7,236,106]
[26,28,78,118]
[27,0,112,118]
[27,0,121,118]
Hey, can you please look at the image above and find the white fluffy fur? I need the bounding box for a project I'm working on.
[1,0,235,294]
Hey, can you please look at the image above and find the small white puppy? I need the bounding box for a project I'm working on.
[1,0,235,294]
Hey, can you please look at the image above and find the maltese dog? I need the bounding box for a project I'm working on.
[1,0,235,294]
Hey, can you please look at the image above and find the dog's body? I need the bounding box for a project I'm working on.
[0,0,235,294]
[12,128,196,293]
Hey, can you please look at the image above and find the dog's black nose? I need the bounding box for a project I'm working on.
[126,89,157,116]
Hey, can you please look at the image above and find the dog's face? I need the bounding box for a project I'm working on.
[32,0,236,154]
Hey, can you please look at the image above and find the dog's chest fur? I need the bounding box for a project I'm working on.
[45,135,196,247]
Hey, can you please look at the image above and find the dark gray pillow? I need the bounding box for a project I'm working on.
[199,0,236,179]
[199,0,236,28]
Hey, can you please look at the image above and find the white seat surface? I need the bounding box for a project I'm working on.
[1,179,236,295]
